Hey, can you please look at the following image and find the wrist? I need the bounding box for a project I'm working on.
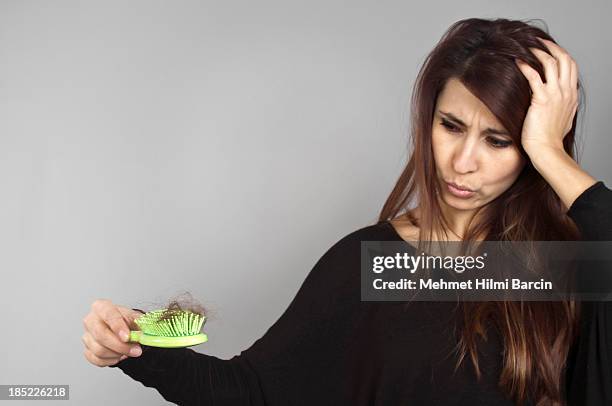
[526,145,578,189]
[523,140,566,159]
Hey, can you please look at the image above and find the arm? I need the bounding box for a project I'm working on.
[515,37,598,212]
[523,109,612,406]
[110,344,259,405]
[512,38,612,404]
[527,146,598,213]
[566,180,612,241]
[562,180,612,405]
[525,118,612,405]
[109,308,260,405]
[109,231,360,405]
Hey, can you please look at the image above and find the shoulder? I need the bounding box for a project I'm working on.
[307,221,400,271]
[322,212,421,257]
[306,220,404,277]
[329,221,401,249]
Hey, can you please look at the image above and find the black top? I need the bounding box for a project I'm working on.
[110,181,612,405]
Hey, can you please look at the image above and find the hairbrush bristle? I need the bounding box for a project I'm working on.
[135,309,206,336]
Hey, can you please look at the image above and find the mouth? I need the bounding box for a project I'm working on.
[445,181,476,198]
[447,181,474,192]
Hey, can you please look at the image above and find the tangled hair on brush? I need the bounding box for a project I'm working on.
[158,300,206,322]
[153,291,209,322]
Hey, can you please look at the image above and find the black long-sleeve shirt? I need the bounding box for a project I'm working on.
[110,181,612,405]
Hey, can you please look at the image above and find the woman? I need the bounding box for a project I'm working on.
[82,18,612,405]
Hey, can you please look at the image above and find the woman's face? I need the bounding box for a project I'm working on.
[431,78,526,211]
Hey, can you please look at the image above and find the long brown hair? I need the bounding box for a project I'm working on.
[378,18,586,405]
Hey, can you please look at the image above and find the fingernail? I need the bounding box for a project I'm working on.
[130,346,142,356]
[119,355,128,361]
[120,330,129,342]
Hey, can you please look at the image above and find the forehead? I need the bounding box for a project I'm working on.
[435,78,499,124]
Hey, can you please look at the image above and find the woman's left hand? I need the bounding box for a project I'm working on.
[514,37,579,156]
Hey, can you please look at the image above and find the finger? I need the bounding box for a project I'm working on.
[88,317,141,357]
[530,47,559,89]
[95,300,133,342]
[117,306,145,331]
[515,59,546,97]
[569,59,578,94]
[82,331,124,360]
[537,38,572,87]
[83,348,123,367]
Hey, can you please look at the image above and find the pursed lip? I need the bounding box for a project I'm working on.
[447,181,475,192]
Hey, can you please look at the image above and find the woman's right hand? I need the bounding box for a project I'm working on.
[82,299,145,367]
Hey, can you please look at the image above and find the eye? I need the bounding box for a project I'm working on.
[487,137,513,149]
[440,120,460,133]
[440,119,513,148]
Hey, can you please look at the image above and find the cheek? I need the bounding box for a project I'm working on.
[431,129,450,165]
[483,152,525,186]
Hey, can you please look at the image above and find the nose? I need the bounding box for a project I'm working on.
[452,137,478,174]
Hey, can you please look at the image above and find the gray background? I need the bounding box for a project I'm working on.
[0,0,610,404]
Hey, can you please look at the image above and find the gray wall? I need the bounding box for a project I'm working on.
[0,0,610,404]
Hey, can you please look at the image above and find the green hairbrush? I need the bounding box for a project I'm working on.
[128,309,208,348]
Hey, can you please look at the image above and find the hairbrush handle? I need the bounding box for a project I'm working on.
[128,330,143,343]
[128,330,208,348]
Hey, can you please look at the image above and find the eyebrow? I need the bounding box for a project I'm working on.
[437,110,509,136]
